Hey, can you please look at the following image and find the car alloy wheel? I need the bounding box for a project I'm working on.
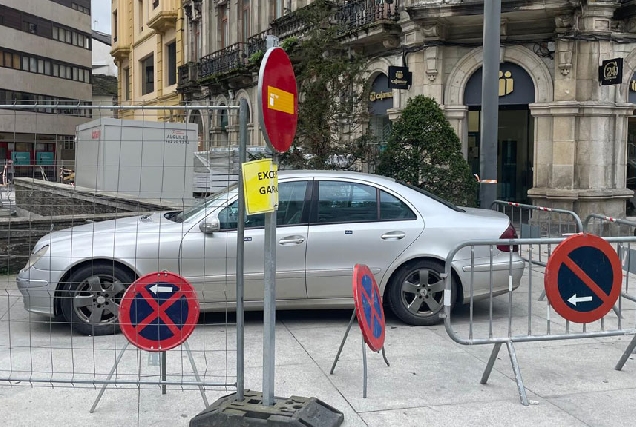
[387,259,457,326]
[61,263,135,336]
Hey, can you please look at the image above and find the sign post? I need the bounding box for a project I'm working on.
[257,36,298,407]
[330,264,390,398]
[189,35,344,427]
[91,271,207,413]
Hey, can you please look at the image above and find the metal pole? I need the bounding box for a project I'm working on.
[479,0,501,208]
[236,98,248,402]
[262,153,278,406]
[161,351,167,395]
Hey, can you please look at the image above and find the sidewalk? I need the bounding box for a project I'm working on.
[0,265,635,427]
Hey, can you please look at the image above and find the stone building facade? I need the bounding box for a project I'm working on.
[177,0,636,219]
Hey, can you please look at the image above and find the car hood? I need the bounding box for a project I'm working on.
[35,212,178,249]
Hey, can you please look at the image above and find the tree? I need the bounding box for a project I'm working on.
[277,0,375,170]
[377,96,478,207]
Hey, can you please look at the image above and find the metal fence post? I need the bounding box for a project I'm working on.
[237,98,248,401]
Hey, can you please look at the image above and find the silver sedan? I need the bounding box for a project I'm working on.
[17,170,525,335]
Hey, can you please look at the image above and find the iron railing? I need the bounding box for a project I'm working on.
[335,0,400,34]
[198,43,246,79]
[245,30,271,59]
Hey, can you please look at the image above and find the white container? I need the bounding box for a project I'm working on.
[75,118,197,204]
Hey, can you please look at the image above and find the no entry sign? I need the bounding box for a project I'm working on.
[119,272,200,351]
[258,46,298,153]
[544,233,622,324]
[352,264,386,352]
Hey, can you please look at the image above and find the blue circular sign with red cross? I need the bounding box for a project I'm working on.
[544,233,622,324]
[352,264,385,352]
[119,272,200,352]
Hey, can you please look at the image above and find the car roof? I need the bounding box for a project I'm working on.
[278,169,398,184]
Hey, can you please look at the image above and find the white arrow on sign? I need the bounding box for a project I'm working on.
[568,294,593,306]
[150,284,173,294]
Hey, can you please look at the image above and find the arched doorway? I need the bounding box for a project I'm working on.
[368,73,393,171]
[464,62,535,202]
[189,109,204,151]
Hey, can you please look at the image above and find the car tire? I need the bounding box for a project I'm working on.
[387,259,457,326]
[60,263,135,336]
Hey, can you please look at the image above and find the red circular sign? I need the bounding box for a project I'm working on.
[544,233,622,324]
[258,46,298,153]
[352,264,386,352]
[119,272,200,352]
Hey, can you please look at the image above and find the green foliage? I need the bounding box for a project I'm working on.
[248,50,264,65]
[279,0,372,170]
[377,96,478,207]
[280,37,299,52]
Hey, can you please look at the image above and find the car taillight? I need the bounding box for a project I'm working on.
[498,223,519,252]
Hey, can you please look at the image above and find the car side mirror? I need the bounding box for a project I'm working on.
[199,217,221,234]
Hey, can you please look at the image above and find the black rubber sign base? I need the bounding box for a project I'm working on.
[189,390,344,427]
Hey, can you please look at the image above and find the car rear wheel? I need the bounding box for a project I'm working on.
[60,264,134,336]
[387,259,457,326]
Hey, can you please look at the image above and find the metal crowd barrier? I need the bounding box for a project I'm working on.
[583,214,636,304]
[442,236,636,406]
[491,200,583,301]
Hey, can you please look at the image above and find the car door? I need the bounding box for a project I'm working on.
[217,179,311,302]
[305,178,424,299]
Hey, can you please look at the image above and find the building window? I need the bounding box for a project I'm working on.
[52,26,59,40]
[124,67,130,100]
[219,5,228,48]
[153,0,159,8]
[166,41,176,86]
[113,10,118,42]
[141,54,154,95]
[242,0,250,42]
[275,0,284,19]
[138,0,144,32]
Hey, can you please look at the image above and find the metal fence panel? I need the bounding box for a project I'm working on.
[442,236,636,406]
[0,103,247,419]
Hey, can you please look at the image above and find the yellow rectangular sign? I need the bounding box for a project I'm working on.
[267,86,294,115]
[242,158,279,215]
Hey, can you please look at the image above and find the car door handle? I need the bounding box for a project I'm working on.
[381,231,406,240]
[279,236,306,246]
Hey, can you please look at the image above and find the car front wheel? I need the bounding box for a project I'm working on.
[60,263,134,336]
[387,259,457,326]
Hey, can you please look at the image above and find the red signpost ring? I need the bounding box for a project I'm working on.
[119,272,200,352]
[544,233,622,324]
[352,264,386,352]
[258,46,298,154]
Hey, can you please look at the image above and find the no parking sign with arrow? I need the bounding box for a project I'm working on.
[544,233,622,324]
[119,271,200,351]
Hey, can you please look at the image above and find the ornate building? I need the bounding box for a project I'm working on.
[178,0,636,218]
[110,0,185,121]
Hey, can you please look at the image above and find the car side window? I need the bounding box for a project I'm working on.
[317,181,378,224]
[218,181,308,230]
[380,190,417,221]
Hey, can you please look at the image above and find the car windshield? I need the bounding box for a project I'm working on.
[173,184,239,223]
[398,181,465,213]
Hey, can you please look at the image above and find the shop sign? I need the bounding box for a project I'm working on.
[388,66,412,90]
[598,58,623,85]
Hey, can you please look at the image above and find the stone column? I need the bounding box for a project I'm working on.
[444,106,468,158]
[529,5,635,218]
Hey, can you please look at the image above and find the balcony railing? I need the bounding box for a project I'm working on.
[198,43,245,79]
[335,0,400,34]
[271,12,308,40]
[246,30,271,58]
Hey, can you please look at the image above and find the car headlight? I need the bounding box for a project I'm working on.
[22,245,49,271]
